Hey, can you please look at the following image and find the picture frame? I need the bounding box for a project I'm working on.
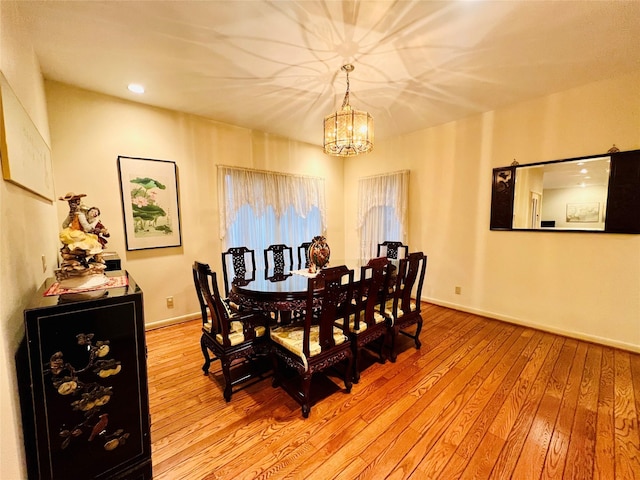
[117,156,182,250]
[566,202,600,223]
[0,72,54,201]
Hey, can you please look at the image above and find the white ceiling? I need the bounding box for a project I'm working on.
[13,0,640,147]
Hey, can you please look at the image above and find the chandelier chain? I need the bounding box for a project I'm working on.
[341,68,350,109]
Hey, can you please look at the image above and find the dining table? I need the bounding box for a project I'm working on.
[228,267,328,314]
[227,259,398,320]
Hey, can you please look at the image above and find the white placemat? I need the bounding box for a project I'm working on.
[291,269,318,278]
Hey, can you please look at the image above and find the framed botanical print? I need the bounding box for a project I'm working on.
[117,156,182,250]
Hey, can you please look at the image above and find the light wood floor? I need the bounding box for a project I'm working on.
[146,303,640,479]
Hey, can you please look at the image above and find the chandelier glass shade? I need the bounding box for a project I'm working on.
[323,64,374,157]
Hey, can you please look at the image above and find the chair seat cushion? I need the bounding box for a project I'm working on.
[384,299,417,322]
[337,310,386,334]
[203,320,266,346]
[270,324,348,370]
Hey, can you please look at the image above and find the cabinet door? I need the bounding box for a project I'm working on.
[605,150,640,233]
[490,166,516,230]
[22,294,151,480]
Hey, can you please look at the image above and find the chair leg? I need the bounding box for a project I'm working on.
[221,358,233,402]
[344,355,353,393]
[352,343,361,384]
[200,335,211,374]
[414,318,423,349]
[301,372,312,418]
[389,328,398,363]
[271,353,281,387]
[378,332,388,363]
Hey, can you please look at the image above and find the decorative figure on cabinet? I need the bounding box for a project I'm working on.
[86,206,110,247]
[308,235,330,272]
[56,192,108,288]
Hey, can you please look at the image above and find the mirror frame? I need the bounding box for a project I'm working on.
[490,148,640,233]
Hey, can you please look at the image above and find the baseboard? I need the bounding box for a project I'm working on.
[424,296,640,354]
[146,312,200,331]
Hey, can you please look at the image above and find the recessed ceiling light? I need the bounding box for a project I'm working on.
[128,83,145,94]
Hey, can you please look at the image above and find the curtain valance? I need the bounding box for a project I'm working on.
[357,170,409,233]
[217,165,326,239]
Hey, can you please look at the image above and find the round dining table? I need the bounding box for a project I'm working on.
[228,260,396,317]
[228,268,315,312]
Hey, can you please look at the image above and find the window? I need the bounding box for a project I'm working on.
[218,166,325,268]
[357,170,409,263]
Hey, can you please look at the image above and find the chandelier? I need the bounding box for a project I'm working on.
[323,64,374,156]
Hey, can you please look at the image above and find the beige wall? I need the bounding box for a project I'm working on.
[345,71,640,352]
[46,81,345,328]
[0,3,60,479]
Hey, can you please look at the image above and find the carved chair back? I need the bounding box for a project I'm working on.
[377,241,409,260]
[303,265,354,358]
[194,261,235,346]
[264,244,293,273]
[297,241,312,269]
[192,261,209,327]
[221,246,256,297]
[354,256,390,331]
[391,252,426,317]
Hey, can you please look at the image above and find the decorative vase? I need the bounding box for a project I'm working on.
[308,235,330,272]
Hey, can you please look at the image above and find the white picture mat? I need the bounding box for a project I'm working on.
[0,72,53,201]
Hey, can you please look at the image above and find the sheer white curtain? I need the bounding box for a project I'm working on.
[357,170,409,263]
[218,166,326,268]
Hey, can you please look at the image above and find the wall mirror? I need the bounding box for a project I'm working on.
[490,149,640,233]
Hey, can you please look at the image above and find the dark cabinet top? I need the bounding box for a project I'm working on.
[25,270,141,312]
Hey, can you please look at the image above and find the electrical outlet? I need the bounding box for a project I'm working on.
[166,296,174,308]
[41,255,47,273]
[455,286,461,295]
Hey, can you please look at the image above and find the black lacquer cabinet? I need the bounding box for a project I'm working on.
[18,271,152,479]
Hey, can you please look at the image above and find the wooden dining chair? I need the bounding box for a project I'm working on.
[264,244,293,273]
[346,256,393,383]
[194,261,270,402]
[377,241,409,260]
[191,262,218,360]
[385,252,427,362]
[221,246,256,297]
[269,265,355,418]
[297,241,312,269]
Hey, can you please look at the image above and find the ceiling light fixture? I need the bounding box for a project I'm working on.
[128,83,145,94]
[323,64,373,157]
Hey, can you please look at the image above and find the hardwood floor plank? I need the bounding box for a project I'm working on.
[538,341,588,479]
[413,330,542,479]
[144,304,640,480]
[630,353,640,437]
[487,335,572,479]
[593,347,615,480]
[460,334,562,479]
[385,325,526,479]
[563,344,602,479]
[614,349,640,478]
[304,326,496,479]
[436,331,553,479]
[510,338,577,480]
